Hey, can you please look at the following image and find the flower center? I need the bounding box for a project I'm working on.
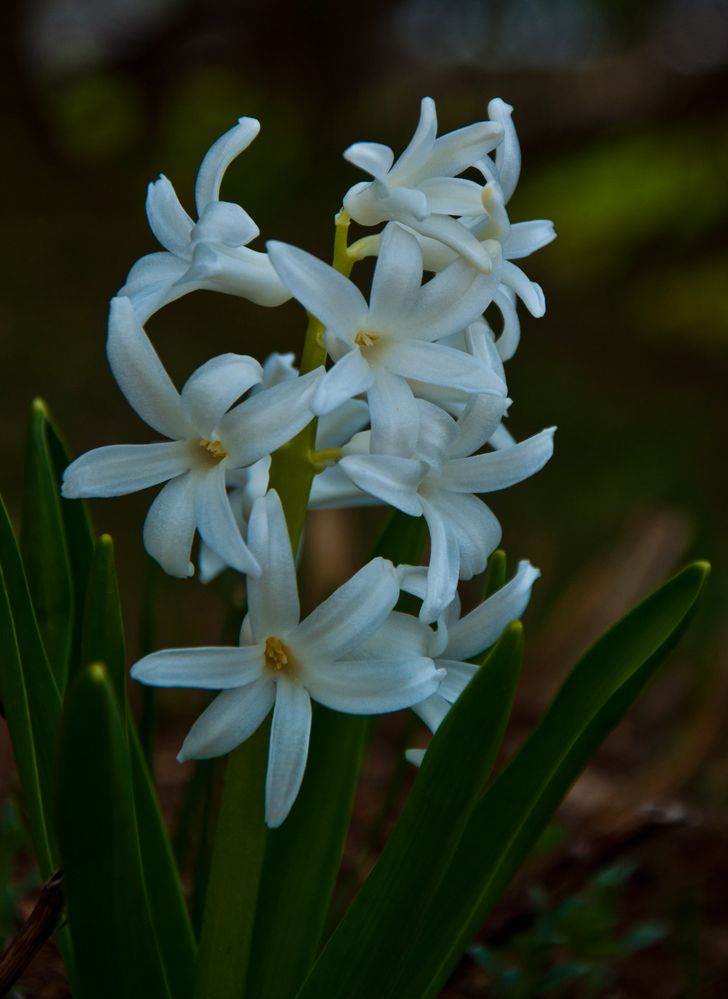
[199,438,227,461]
[264,636,297,676]
[354,329,381,350]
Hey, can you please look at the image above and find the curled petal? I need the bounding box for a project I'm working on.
[193,201,259,247]
[194,116,260,213]
[184,243,291,307]
[501,261,545,317]
[389,96,438,184]
[486,98,521,203]
[504,220,556,260]
[420,500,461,623]
[146,176,194,256]
[445,427,555,494]
[343,141,395,180]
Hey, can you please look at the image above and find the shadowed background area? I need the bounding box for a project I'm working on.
[1,0,727,994]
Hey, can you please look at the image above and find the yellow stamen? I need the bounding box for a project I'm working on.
[354,330,381,349]
[264,636,295,673]
[199,438,227,460]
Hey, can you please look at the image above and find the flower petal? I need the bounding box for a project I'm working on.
[194,117,260,213]
[308,466,376,509]
[446,561,540,662]
[141,472,197,576]
[106,296,191,439]
[413,692,451,732]
[62,441,191,499]
[184,243,291,306]
[389,96,438,184]
[411,214,494,273]
[487,98,520,203]
[368,369,419,457]
[436,660,477,702]
[178,678,275,761]
[265,679,312,827]
[181,353,263,437]
[355,610,433,659]
[296,557,399,661]
[146,175,194,255]
[193,200,259,246]
[306,657,443,714]
[130,644,265,689]
[445,427,555,493]
[425,119,504,180]
[339,454,427,516]
[219,368,322,468]
[501,261,545,317]
[413,401,460,467]
[418,177,487,216]
[312,349,374,416]
[403,253,500,341]
[315,399,369,449]
[420,499,462,623]
[493,286,521,361]
[343,141,395,180]
[431,492,501,580]
[504,220,556,260]
[266,241,367,342]
[194,463,261,576]
[245,491,300,641]
[368,224,424,328]
[386,339,505,397]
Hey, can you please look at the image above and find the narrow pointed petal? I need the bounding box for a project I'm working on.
[504,220,556,260]
[389,96,438,183]
[488,98,521,203]
[178,678,275,761]
[181,353,263,437]
[266,241,367,342]
[339,454,427,516]
[194,116,260,213]
[106,297,191,439]
[450,391,511,459]
[420,500,461,623]
[194,464,260,576]
[413,692,451,732]
[219,368,322,468]
[265,680,312,827]
[446,561,540,662]
[62,441,191,499]
[146,176,194,255]
[296,557,399,660]
[312,349,374,416]
[446,427,555,493]
[343,141,395,180]
[307,657,443,714]
[404,254,500,341]
[246,491,300,640]
[368,369,419,457]
[418,177,488,216]
[131,644,265,689]
[386,340,505,397]
[501,260,545,316]
[193,200,259,246]
[368,224,424,327]
[143,472,198,577]
[425,120,504,180]
[432,492,501,580]
[412,214,494,273]
[437,661,477,702]
[493,287,521,361]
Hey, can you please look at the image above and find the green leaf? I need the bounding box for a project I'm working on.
[386,561,709,999]
[296,623,523,999]
[80,534,126,715]
[56,663,172,999]
[20,399,75,687]
[482,549,507,599]
[0,497,61,877]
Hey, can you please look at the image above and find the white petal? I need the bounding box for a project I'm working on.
[405,748,426,767]
[198,542,227,583]
[309,466,377,509]
[491,423,516,449]
[450,391,511,460]
[431,492,501,580]
[245,491,300,641]
[193,200,259,247]
[403,254,500,341]
[315,399,369,449]
[181,353,263,437]
[339,454,426,516]
[184,243,291,306]
[312,349,374,416]
[219,368,322,468]
[194,464,261,576]
[343,141,395,180]
[120,251,188,298]
[178,678,275,761]
[368,224,424,328]
[307,657,442,714]
[194,117,260,213]
[265,679,312,828]
[412,401,460,467]
[436,661,477,702]
[504,220,556,260]
[418,177,487,216]
[413,692,451,732]
[146,176,194,255]
[386,340,505,397]
[258,352,298,389]
[62,441,191,498]
[420,500,461,623]
[356,610,433,659]
[493,287,521,361]
[501,261,545,317]
[266,241,367,342]
[296,557,399,661]
[143,472,198,577]
[411,214,494,273]
[425,120,504,180]
[368,369,419,457]
[382,186,429,221]
[446,561,540,662]
[487,98,520,203]
[106,297,191,439]
[130,644,265,688]
[389,96,438,184]
[445,427,555,493]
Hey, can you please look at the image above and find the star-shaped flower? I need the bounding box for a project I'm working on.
[119,118,290,323]
[131,490,443,826]
[62,297,322,577]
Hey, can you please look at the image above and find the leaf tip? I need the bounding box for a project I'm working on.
[87,662,109,685]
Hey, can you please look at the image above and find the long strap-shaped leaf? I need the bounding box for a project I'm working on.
[386,560,709,999]
[0,497,61,877]
[56,663,172,999]
[295,623,523,999]
[82,534,197,998]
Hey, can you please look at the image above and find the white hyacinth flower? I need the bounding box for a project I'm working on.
[339,398,554,622]
[342,97,504,271]
[119,118,290,323]
[268,223,506,457]
[62,298,322,578]
[130,490,443,827]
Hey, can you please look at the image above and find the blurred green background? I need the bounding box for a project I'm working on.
[1,0,727,992]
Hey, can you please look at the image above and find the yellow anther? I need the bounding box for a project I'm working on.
[264,636,293,673]
[199,438,227,460]
[355,330,381,349]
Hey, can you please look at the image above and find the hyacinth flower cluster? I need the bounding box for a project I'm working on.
[63,97,557,828]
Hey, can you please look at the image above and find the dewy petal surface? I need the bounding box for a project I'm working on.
[178,679,275,761]
[130,644,265,689]
[143,472,198,577]
[106,297,191,440]
[265,679,312,828]
[245,492,300,640]
[62,441,191,499]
